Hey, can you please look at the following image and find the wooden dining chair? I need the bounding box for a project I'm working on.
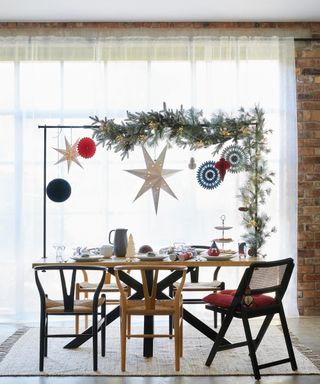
[203,258,297,380]
[34,265,107,371]
[75,270,131,335]
[114,265,187,371]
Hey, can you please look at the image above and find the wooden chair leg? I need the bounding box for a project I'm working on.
[126,288,132,339]
[120,312,127,371]
[174,314,180,371]
[127,315,131,339]
[84,292,89,329]
[241,311,261,380]
[279,305,298,371]
[92,313,98,371]
[206,312,233,366]
[179,308,183,357]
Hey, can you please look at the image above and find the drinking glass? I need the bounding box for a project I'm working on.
[53,245,66,262]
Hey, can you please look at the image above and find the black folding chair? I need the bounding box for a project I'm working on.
[34,265,107,371]
[203,258,297,380]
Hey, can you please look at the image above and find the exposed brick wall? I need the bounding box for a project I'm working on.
[0,21,319,315]
[296,25,320,316]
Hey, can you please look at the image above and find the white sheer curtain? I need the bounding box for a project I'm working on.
[0,35,297,321]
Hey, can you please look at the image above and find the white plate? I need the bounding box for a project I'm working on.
[200,252,236,261]
[71,255,103,262]
[135,254,167,261]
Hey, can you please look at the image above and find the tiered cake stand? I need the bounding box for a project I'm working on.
[213,214,233,252]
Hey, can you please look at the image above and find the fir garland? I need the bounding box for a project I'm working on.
[89,103,255,159]
[238,106,276,256]
[89,103,275,256]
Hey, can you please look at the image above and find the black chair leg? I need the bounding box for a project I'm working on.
[39,311,46,371]
[279,304,297,371]
[206,312,233,366]
[93,313,98,371]
[213,311,217,328]
[169,285,173,337]
[254,314,274,352]
[101,298,106,357]
[44,315,48,357]
[241,311,260,380]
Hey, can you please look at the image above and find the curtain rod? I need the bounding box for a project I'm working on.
[38,125,92,129]
[294,37,320,41]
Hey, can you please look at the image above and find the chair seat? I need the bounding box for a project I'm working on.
[46,297,106,313]
[79,281,127,292]
[173,281,222,291]
[203,289,277,310]
[125,299,178,316]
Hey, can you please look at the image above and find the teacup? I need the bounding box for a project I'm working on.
[100,244,113,258]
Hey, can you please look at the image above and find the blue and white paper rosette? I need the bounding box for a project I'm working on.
[221,144,248,173]
[196,161,221,190]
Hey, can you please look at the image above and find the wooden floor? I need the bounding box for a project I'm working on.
[0,316,319,384]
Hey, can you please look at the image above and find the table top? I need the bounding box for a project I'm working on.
[32,255,262,268]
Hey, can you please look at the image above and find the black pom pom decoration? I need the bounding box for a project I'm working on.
[46,178,71,203]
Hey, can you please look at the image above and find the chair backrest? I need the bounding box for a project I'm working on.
[34,265,107,312]
[114,265,187,310]
[81,269,113,284]
[235,258,294,303]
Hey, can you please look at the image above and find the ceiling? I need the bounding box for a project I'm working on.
[0,0,319,22]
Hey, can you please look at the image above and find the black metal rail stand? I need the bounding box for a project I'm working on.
[38,124,92,259]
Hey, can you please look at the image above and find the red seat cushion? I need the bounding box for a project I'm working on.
[203,289,277,309]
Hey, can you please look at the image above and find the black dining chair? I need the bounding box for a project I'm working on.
[203,258,297,380]
[34,265,107,371]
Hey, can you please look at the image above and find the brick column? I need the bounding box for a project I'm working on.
[296,27,320,315]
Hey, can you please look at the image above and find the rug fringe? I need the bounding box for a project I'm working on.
[0,327,30,363]
[276,324,320,370]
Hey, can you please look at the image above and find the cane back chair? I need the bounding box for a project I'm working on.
[203,258,297,380]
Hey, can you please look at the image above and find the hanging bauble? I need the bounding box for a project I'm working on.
[196,161,221,190]
[188,157,197,170]
[77,137,96,159]
[46,178,71,203]
[214,157,230,181]
[221,144,248,173]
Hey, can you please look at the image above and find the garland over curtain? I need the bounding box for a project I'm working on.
[0,34,297,320]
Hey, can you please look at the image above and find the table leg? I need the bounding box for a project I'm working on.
[64,306,120,349]
[143,269,154,357]
[157,290,231,346]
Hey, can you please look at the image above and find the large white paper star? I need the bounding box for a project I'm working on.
[125,145,181,214]
[53,137,83,172]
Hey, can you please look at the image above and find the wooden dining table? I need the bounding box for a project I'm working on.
[32,255,259,357]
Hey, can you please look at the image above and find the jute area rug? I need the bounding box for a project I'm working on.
[0,321,319,376]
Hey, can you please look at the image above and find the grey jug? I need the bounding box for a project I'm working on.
[108,228,128,257]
